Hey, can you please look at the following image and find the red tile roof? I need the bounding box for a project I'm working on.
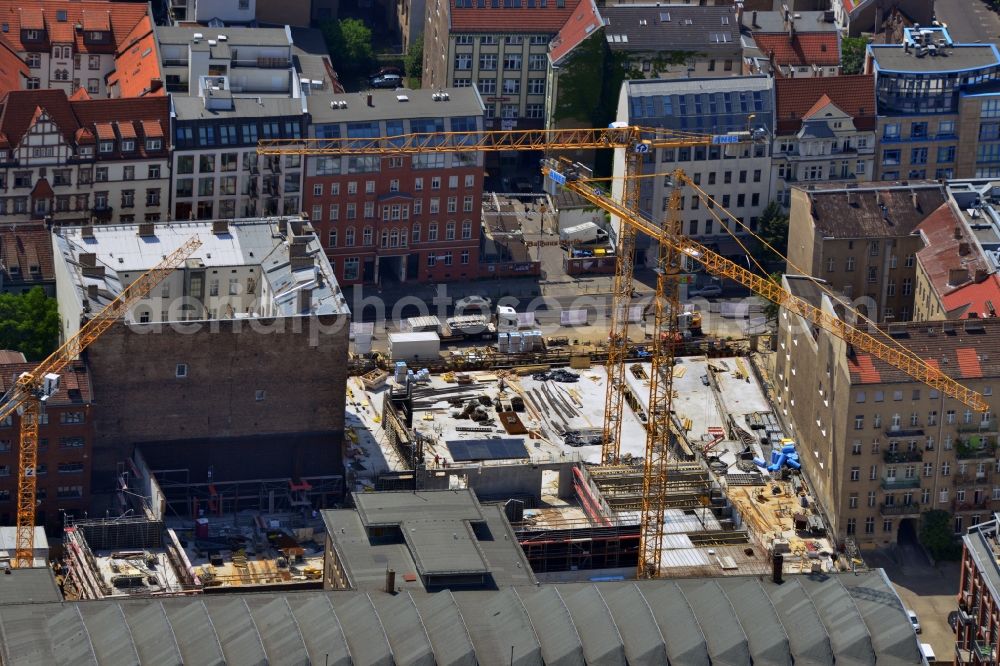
[774,75,876,134]
[451,0,582,32]
[956,347,984,379]
[915,203,997,319]
[69,87,91,101]
[0,1,150,55]
[30,177,53,200]
[0,361,92,404]
[0,37,27,98]
[755,32,840,69]
[802,94,832,120]
[116,121,136,139]
[0,222,54,286]
[0,89,169,156]
[109,15,164,98]
[847,354,882,383]
[94,122,114,140]
[548,0,602,65]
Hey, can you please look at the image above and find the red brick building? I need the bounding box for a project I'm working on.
[304,88,485,286]
[0,360,93,533]
[959,515,1000,663]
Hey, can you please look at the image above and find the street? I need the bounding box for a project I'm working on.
[934,0,1000,45]
[864,537,960,662]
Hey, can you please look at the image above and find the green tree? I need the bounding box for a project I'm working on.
[322,18,374,83]
[919,510,963,560]
[404,35,423,85]
[841,36,870,75]
[756,201,790,268]
[0,287,59,361]
[761,273,782,323]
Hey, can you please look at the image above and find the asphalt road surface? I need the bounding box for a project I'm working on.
[934,0,1000,45]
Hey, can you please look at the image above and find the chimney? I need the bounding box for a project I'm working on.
[137,222,155,237]
[752,10,758,27]
[772,553,784,584]
[911,191,919,211]
[954,226,963,240]
[976,269,989,283]
[79,252,97,268]
[959,242,971,256]
[81,225,95,240]
[949,267,970,285]
[385,568,396,593]
[81,264,105,279]
[296,285,314,313]
[367,93,373,107]
[212,219,230,235]
[86,284,99,300]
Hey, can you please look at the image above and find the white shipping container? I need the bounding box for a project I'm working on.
[388,331,441,362]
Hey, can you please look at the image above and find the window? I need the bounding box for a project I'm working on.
[864,517,875,534]
[95,167,108,183]
[846,256,855,272]
[846,518,856,535]
[26,77,40,90]
[850,467,860,481]
[60,437,85,448]
[882,149,900,166]
[26,53,40,68]
[60,411,85,425]
[99,140,113,153]
[527,78,545,95]
[529,54,546,70]
[176,364,188,378]
[502,78,520,94]
[446,221,456,240]
[479,53,497,70]
[526,104,544,119]
[478,78,496,95]
[504,54,522,70]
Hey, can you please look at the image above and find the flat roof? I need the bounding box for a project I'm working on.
[172,94,303,121]
[323,490,536,590]
[870,44,1000,73]
[308,87,483,124]
[55,218,349,318]
[155,24,292,47]
[802,181,946,238]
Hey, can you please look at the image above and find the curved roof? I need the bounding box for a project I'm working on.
[0,572,922,666]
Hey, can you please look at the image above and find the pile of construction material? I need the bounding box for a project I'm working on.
[753,441,802,473]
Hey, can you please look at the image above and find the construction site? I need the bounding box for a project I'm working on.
[341,353,839,580]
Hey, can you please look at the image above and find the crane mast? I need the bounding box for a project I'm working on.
[0,235,203,568]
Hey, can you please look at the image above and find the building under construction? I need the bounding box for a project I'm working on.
[344,356,837,580]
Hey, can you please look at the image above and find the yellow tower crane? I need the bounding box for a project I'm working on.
[258,125,759,465]
[539,160,986,576]
[259,128,986,578]
[0,235,203,568]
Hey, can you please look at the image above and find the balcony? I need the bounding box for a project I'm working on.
[90,206,113,221]
[957,439,997,460]
[958,422,997,433]
[883,449,923,463]
[884,427,924,438]
[881,476,920,490]
[879,502,921,516]
[231,57,293,69]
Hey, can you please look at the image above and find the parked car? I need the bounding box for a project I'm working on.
[906,609,921,634]
[455,295,492,312]
[370,73,402,89]
[688,284,722,298]
[373,66,403,78]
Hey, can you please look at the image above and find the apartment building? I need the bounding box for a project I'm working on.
[53,218,351,487]
[913,198,1000,322]
[958,516,1000,663]
[775,277,1000,549]
[867,27,1000,181]
[613,76,773,263]
[2,0,155,99]
[830,0,932,37]
[0,89,170,225]
[0,360,94,533]
[159,26,308,220]
[168,0,257,25]
[423,0,579,129]
[599,5,741,79]
[771,76,875,207]
[304,88,484,286]
[786,182,947,323]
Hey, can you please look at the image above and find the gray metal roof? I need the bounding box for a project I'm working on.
[307,87,483,125]
[870,44,1000,73]
[0,573,922,666]
[325,490,536,590]
[172,94,304,121]
[0,567,61,605]
[155,25,293,48]
[601,5,740,53]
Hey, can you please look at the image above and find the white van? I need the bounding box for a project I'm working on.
[920,642,936,663]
